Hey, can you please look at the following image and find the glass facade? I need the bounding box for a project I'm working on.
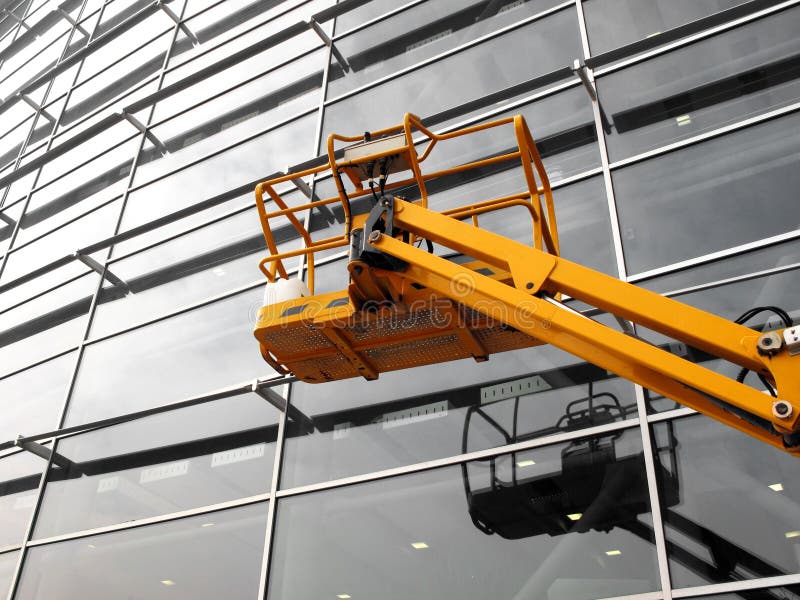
[0,1,799,599]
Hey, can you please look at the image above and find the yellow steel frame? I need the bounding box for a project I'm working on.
[252,113,800,456]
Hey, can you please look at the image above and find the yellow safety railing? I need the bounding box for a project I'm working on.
[254,113,558,294]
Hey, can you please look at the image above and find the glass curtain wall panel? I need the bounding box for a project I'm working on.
[15,502,268,600]
[612,110,800,275]
[272,430,660,600]
[597,6,800,160]
[0,351,75,443]
[33,394,279,539]
[652,415,800,588]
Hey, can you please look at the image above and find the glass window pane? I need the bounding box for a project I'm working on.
[75,10,171,86]
[0,551,18,599]
[613,112,800,275]
[64,31,171,124]
[434,85,599,183]
[681,587,800,600]
[34,394,278,538]
[599,7,800,160]
[109,189,254,259]
[91,197,303,338]
[272,430,660,600]
[140,48,325,185]
[329,0,567,97]
[584,0,754,57]
[323,8,580,134]
[653,414,800,588]
[640,239,800,295]
[0,273,96,378]
[118,113,317,233]
[15,502,267,599]
[283,324,637,488]
[0,450,46,548]
[36,121,136,190]
[159,0,329,94]
[2,198,120,280]
[0,352,74,443]
[66,286,276,426]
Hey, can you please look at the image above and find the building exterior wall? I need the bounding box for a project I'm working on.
[0,0,799,598]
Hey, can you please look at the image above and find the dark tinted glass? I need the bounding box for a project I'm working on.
[271,429,660,600]
[584,0,753,56]
[15,502,268,600]
[599,7,800,160]
[34,394,278,539]
[329,0,567,97]
[652,415,800,588]
[282,353,636,487]
[639,239,800,295]
[323,8,580,134]
[613,111,800,275]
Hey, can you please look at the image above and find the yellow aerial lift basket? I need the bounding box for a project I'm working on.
[253,114,557,383]
[253,113,800,455]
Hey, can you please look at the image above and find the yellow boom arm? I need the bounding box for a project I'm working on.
[252,113,800,456]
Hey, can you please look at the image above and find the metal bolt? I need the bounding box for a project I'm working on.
[526,282,534,290]
[757,331,783,355]
[368,230,381,243]
[773,400,793,419]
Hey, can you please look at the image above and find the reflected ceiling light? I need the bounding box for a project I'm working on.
[212,267,226,277]
[566,513,582,521]
[785,531,800,539]
[201,522,215,527]
[336,595,351,599]
[411,542,429,549]
[87,544,96,549]
[605,550,622,556]
[768,483,784,492]
[676,114,692,127]
[516,460,536,467]
[160,580,176,586]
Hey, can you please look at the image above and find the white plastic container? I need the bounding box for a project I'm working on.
[263,278,311,306]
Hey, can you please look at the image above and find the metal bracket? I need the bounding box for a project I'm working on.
[287,172,320,203]
[2,8,31,30]
[572,59,613,134]
[572,59,597,101]
[0,210,15,227]
[156,0,199,46]
[286,167,336,225]
[54,5,90,37]
[117,110,168,156]
[251,380,316,433]
[74,251,131,293]
[14,437,74,470]
[17,93,56,123]
[308,17,350,73]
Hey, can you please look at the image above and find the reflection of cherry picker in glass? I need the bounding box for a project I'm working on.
[462,400,795,598]
[252,113,800,456]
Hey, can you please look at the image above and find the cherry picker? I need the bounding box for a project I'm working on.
[252,113,800,456]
